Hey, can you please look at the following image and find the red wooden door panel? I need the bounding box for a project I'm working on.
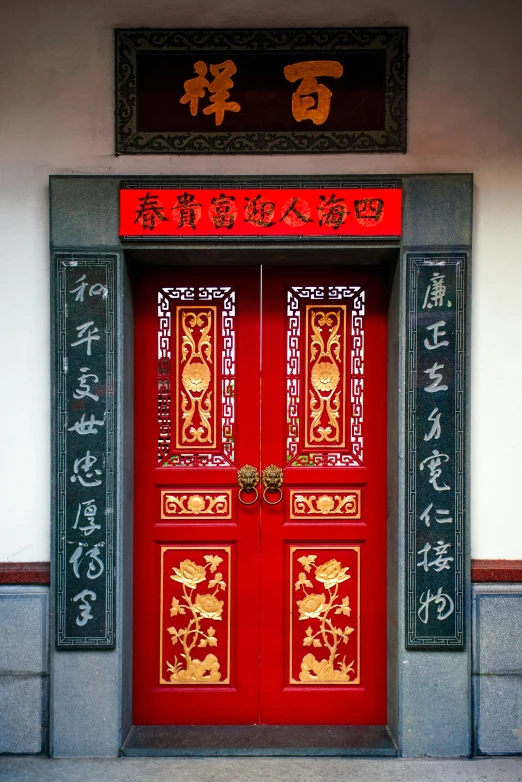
[133,263,387,726]
[259,267,387,724]
[133,267,261,724]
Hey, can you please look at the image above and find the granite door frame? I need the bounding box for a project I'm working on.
[49,173,472,757]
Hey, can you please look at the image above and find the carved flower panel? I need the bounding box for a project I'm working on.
[289,490,361,521]
[289,545,360,685]
[161,490,232,521]
[175,306,218,450]
[160,546,231,685]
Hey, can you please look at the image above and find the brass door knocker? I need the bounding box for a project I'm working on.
[237,464,260,505]
[261,464,284,505]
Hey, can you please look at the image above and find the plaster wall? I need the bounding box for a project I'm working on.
[0,0,521,561]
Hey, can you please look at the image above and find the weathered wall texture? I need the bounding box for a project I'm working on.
[1,0,522,561]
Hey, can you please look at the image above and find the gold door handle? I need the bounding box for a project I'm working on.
[261,464,284,505]
[237,464,260,505]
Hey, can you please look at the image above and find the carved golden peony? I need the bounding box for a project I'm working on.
[182,360,211,393]
[316,495,335,514]
[187,495,206,514]
[297,593,327,619]
[314,558,350,589]
[194,593,224,620]
[311,360,340,392]
[171,559,207,589]
[299,652,354,682]
[170,653,221,683]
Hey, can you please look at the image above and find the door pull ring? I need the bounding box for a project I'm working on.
[261,464,284,505]
[237,464,260,505]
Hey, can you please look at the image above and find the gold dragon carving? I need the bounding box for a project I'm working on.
[166,554,228,683]
[308,309,343,444]
[294,554,356,683]
[180,309,214,445]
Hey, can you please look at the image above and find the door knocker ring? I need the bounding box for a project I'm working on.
[261,464,284,506]
[237,464,260,505]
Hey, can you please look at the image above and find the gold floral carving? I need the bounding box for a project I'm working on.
[163,552,229,684]
[290,490,360,520]
[306,307,346,447]
[292,552,357,684]
[177,307,216,448]
[161,491,231,520]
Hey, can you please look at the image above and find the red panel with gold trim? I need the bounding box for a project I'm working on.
[161,490,233,521]
[160,546,231,685]
[290,546,360,685]
[289,490,361,521]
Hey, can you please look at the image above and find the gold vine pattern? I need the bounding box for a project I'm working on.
[308,309,343,445]
[166,555,227,683]
[163,492,230,518]
[180,309,214,445]
[292,492,359,518]
[295,555,356,682]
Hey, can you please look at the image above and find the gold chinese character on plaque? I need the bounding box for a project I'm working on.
[283,61,343,125]
[180,60,241,126]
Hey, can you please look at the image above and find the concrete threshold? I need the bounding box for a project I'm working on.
[121,724,398,757]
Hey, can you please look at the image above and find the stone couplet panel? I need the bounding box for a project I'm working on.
[52,253,117,648]
[405,253,467,649]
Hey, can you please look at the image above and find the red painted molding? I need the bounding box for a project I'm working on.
[471,559,522,583]
[1,560,520,585]
[0,562,50,585]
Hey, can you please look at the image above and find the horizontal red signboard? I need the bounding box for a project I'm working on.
[119,188,402,238]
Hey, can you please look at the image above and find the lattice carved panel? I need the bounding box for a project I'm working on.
[158,287,236,468]
[286,286,365,467]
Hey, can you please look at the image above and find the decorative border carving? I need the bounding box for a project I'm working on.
[289,490,361,520]
[160,490,232,520]
[52,253,117,649]
[115,27,407,155]
[405,253,467,649]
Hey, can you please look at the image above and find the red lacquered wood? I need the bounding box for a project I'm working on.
[133,266,261,724]
[259,267,388,724]
[133,264,387,726]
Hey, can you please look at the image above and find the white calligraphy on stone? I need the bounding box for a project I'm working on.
[70,274,108,302]
[68,413,105,436]
[417,540,454,572]
[424,362,449,393]
[419,449,451,491]
[73,589,96,626]
[420,504,453,527]
[417,587,455,624]
[73,499,101,536]
[70,450,102,487]
[71,321,100,357]
[73,368,99,402]
[424,320,450,351]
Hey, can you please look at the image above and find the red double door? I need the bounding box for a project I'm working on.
[133,264,387,725]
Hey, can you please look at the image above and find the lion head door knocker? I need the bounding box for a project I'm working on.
[261,464,284,505]
[237,464,260,505]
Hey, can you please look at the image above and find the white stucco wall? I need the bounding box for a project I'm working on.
[1,0,521,561]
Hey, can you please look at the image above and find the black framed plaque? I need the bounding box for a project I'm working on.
[52,253,117,649]
[405,253,467,649]
[116,28,407,154]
